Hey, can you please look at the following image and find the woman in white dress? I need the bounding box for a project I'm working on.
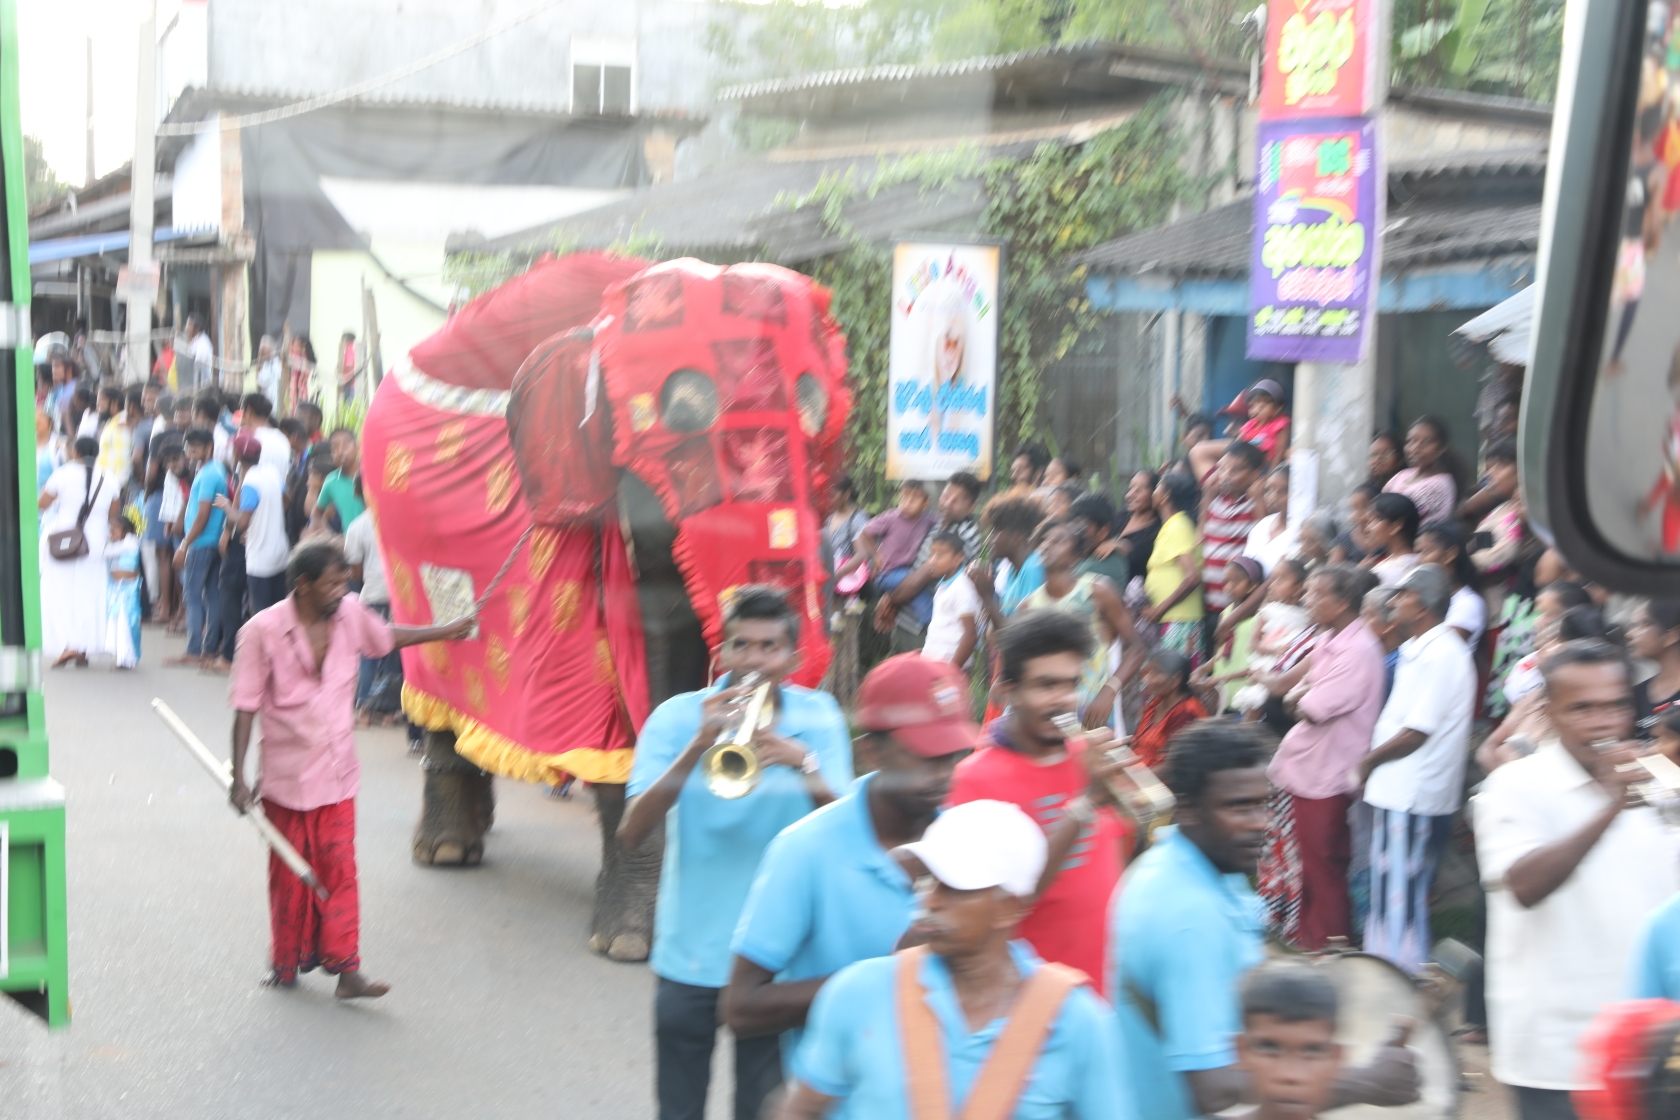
[38,437,115,666]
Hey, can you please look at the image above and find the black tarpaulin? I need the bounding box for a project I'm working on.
[240,105,648,338]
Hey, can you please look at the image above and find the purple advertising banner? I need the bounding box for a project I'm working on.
[1246,116,1382,364]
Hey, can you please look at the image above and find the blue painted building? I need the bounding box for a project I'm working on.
[1076,145,1546,473]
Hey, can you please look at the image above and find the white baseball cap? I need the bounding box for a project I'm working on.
[902,800,1047,899]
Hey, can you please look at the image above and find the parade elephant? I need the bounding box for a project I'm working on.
[360,253,850,960]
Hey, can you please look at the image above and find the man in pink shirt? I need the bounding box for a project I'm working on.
[1265,565,1385,949]
[229,539,472,998]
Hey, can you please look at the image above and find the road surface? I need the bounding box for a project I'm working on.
[0,629,669,1119]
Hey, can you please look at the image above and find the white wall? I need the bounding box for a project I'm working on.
[204,0,717,115]
[170,124,221,234]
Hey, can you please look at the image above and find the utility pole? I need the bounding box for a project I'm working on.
[84,36,94,186]
[125,3,157,384]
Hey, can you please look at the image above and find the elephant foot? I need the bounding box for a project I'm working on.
[416,834,484,867]
[413,730,493,867]
[588,783,661,962]
[588,931,651,962]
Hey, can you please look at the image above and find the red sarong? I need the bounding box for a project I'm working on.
[265,798,360,982]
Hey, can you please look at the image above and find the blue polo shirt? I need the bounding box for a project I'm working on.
[793,942,1125,1120]
[187,460,228,549]
[1629,892,1680,999]
[628,680,853,989]
[731,771,918,1058]
[1110,826,1264,1120]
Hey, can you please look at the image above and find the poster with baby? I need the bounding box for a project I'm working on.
[886,240,1001,481]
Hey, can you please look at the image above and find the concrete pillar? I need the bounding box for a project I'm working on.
[217,113,248,389]
[1295,352,1376,509]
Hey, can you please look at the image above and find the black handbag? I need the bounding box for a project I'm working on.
[46,464,103,561]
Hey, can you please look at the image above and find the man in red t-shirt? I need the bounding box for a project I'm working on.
[945,607,1132,993]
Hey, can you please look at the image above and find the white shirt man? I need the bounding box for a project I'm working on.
[1475,642,1680,1120]
[253,426,291,473]
[1354,565,1474,975]
[240,459,290,615]
[186,324,214,388]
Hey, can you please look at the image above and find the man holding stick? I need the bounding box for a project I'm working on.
[229,539,473,997]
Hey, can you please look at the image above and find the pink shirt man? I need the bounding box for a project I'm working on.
[1269,616,1387,799]
[229,594,395,811]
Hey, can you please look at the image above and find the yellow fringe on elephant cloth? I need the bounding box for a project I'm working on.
[403,684,634,785]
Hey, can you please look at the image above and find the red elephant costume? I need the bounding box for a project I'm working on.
[360,254,850,785]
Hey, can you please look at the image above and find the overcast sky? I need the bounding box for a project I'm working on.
[21,0,145,187]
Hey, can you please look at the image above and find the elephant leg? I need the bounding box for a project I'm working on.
[589,782,662,962]
[412,729,494,867]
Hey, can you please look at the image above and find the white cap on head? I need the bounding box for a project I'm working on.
[902,800,1047,899]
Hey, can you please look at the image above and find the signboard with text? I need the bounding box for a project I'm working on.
[886,241,1001,481]
[1247,117,1383,364]
[1260,0,1382,119]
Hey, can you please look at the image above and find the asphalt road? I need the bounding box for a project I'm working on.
[0,628,667,1119]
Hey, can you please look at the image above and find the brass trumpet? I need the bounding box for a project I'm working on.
[701,674,775,799]
[1052,714,1177,829]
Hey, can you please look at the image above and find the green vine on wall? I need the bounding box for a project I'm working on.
[787,98,1196,506]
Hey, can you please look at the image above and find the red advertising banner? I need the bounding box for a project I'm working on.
[1260,0,1381,119]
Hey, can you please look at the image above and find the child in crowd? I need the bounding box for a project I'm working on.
[919,530,980,668]
[1232,559,1311,715]
[1197,556,1261,713]
[855,480,934,601]
[1236,961,1346,1120]
[105,509,143,669]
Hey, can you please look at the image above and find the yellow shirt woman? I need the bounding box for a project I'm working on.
[1146,509,1204,622]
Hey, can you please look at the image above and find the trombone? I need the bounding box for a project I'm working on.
[1052,714,1177,830]
[701,673,775,799]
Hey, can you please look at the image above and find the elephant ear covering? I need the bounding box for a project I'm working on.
[361,252,653,787]
[594,259,852,688]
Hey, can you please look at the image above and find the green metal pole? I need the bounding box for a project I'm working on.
[0,0,70,1028]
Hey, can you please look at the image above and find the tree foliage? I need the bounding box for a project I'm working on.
[709,0,1565,105]
[1392,0,1565,101]
[25,135,67,212]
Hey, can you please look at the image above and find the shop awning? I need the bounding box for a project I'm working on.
[28,226,192,265]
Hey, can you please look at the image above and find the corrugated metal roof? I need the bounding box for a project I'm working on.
[1078,150,1548,277]
[476,139,1040,263]
[718,41,1230,101]
[1074,195,1543,277]
[721,40,1248,119]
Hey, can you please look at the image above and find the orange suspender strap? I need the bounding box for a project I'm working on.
[900,946,953,1120]
[896,944,1089,1120]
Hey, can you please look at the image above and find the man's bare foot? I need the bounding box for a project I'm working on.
[163,654,201,668]
[202,658,233,675]
[334,970,389,1000]
[260,970,297,989]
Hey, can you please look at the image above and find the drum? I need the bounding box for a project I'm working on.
[1315,952,1459,1120]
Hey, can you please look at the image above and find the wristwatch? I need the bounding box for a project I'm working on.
[801,751,821,775]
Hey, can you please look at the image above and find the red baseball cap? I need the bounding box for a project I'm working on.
[855,653,980,758]
[231,431,263,463]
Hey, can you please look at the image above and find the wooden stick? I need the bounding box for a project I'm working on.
[150,699,329,901]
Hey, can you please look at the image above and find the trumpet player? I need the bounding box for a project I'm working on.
[1475,638,1680,1120]
[722,653,976,1084]
[619,587,852,1120]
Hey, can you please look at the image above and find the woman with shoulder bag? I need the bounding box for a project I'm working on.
[38,436,115,666]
